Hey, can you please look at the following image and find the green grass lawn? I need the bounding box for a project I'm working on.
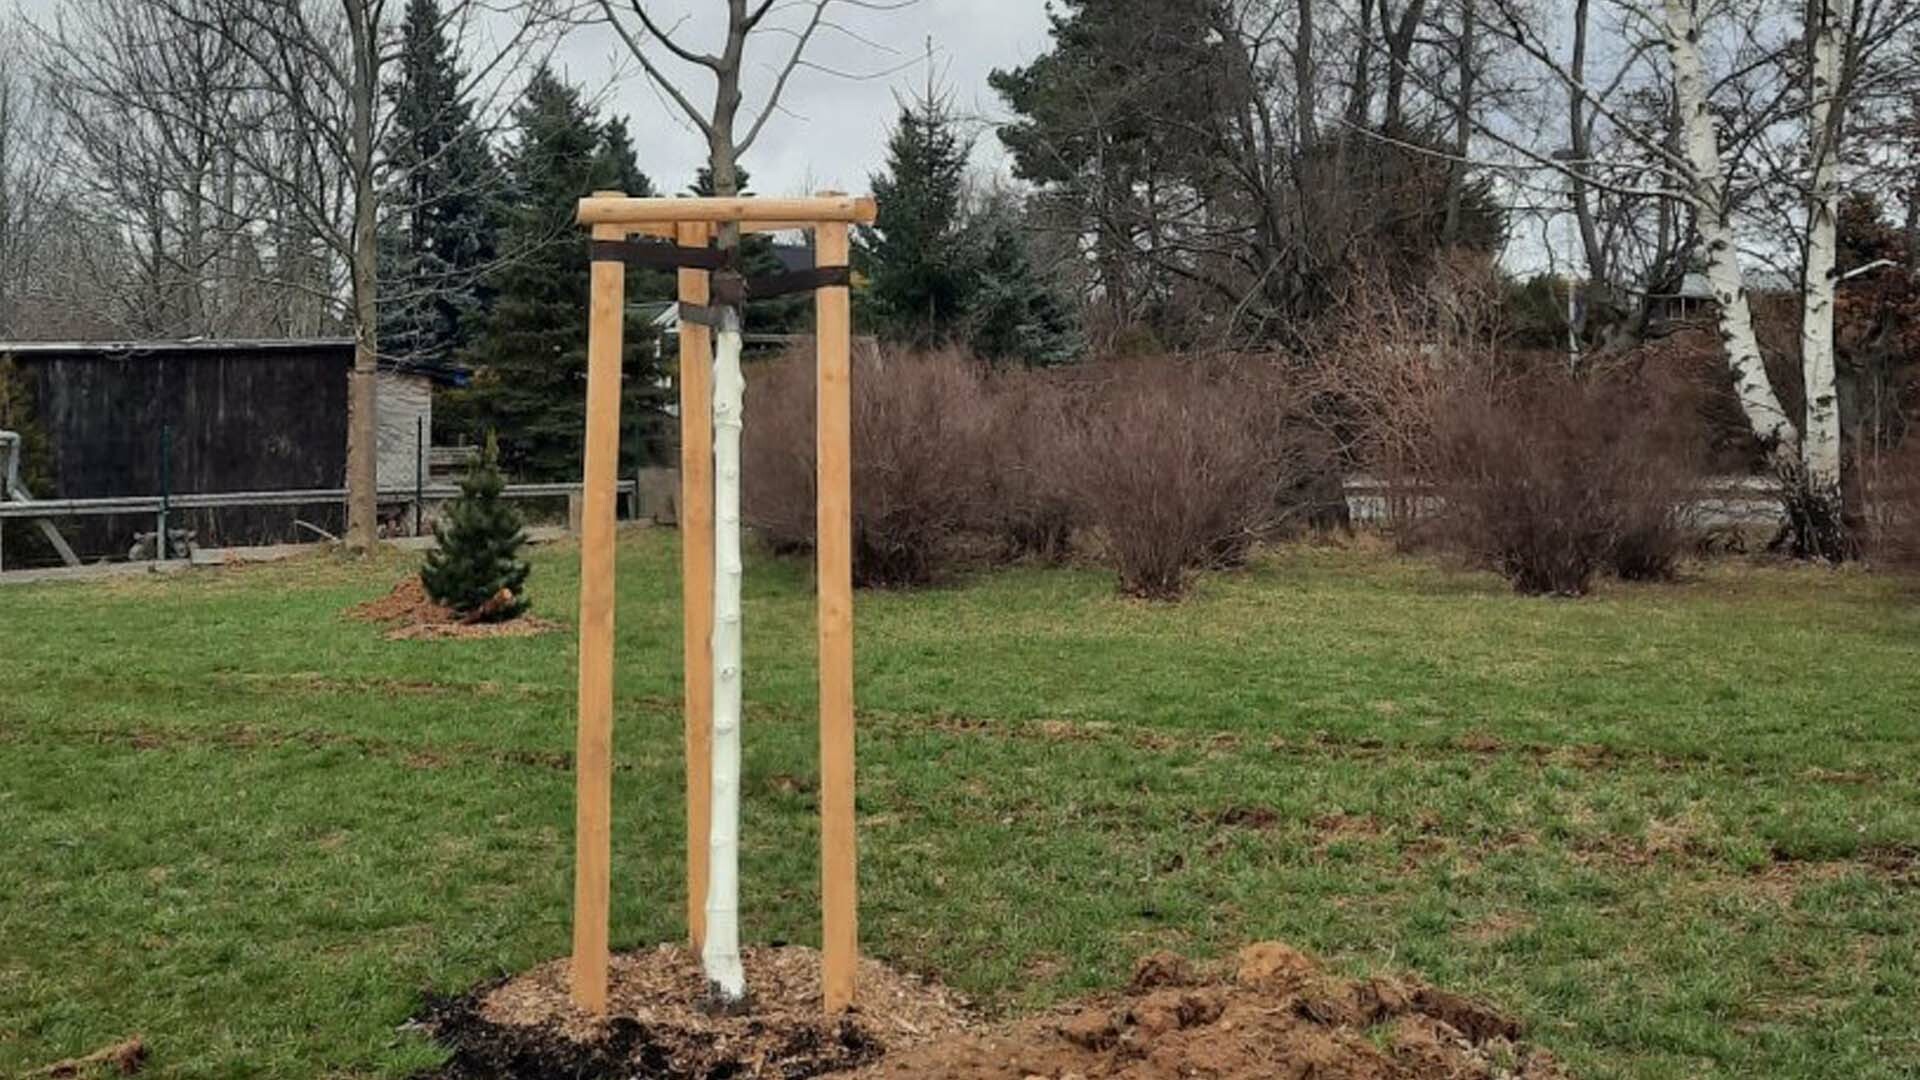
[4,531,1919,1078]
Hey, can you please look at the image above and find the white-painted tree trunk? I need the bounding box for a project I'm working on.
[1799,0,1849,503]
[702,306,748,1004]
[1661,0,1801,463]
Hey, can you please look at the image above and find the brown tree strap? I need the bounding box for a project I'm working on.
[589,239,731,270]
[711,266,851,304]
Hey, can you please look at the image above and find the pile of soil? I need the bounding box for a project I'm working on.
[346,578,558,641]
[415,942,1571,1080]
[850,942,1569,1079]
[416,945,973,1079]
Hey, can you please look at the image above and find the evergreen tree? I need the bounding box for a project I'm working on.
[379,0,501,368]
[421,433,531,619]
[859,92,974,346]
[964,195,1082,366]
[456,66,665,480]
[596,117,656,200]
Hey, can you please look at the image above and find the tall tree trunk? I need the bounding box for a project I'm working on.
[1441,0,1475,245]
[1346,0,1376,131]
[1798,0,1850,552]
[343,0,380,552]
[1660,0,1800,458]
[1663,0,1848,557]
[1566,0,1607,317]
[1381,0,1428,134]
[1294,0,1316,144]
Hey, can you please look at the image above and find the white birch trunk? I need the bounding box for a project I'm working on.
[702,306,748,1004]
[1799,0,1849,501]
[1661,0,1801,462]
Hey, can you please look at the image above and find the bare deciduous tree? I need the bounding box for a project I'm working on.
[0,30,61,339]
[32,0,561,549]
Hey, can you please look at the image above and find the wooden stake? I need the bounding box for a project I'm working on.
[676,220,716,951]
[815,217,857,1014]
[571,214,627,1013]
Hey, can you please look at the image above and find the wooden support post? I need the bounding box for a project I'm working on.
[571,213,627,1013]
[815,217,857,1014]
[676,220,716,951]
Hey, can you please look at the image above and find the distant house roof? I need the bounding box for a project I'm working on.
[0,338,469,387]
[770,243,813,273]
[1666,269,1797,300]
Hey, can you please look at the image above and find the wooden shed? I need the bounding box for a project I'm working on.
[0,338,464,559]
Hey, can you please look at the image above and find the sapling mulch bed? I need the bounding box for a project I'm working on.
[345,578,559,640]
[412,941,1572,1080]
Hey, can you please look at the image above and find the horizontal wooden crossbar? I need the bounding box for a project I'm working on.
[576,194,877,226]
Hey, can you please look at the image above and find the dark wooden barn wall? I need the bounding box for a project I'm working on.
[22,346,350,556]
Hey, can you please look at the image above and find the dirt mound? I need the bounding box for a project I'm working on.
[345,578,557,640]
[414,942,1569,1080]
[848,941,1568,1080]
[416,944,973,1080]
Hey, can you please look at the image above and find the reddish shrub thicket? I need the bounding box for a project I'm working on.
[1065,357,1335,599]
[741,345,989,587]
[739,351,817,556]
[1867,438,1920,570]
[742,347,1340,597]
[977,369,1080,563]
[1426,368,1703,595]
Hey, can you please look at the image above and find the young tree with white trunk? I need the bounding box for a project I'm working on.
[594,0,910,1005]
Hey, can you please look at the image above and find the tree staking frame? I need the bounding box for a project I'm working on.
[569,192,878,1016]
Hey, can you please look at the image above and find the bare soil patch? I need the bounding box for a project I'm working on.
[414,941,1571,1080]
[345,578,558,640]
[415,945,971,1079]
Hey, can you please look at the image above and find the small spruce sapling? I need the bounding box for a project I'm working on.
[421,434,530,619]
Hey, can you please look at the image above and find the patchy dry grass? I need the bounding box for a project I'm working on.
[2,533,1918,1077]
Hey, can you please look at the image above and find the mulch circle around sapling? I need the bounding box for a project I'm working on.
[411,944,973,1080]
[345,578,559,641]
[412,941,1575,1080]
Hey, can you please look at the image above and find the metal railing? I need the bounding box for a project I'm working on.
[0,479,643,572]
[0,481,637,519]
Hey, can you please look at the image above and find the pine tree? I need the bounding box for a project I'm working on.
[859,91,975,346]
[455,66,665,481]
[964,195,1082,366]
[597,117,657,201]
[421,433,531,619]
[380,0,501,368]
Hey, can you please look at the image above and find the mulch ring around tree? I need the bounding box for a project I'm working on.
[410,941,1574,1080]
[411,945,973,1080]
[344,578,559,641]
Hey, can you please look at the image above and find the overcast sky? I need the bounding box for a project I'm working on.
[1,0,1056,196]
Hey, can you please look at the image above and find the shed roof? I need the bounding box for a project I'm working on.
[0,338,468,386]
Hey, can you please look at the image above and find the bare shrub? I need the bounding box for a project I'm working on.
[976,368,1080,562]
[1299,261,1515,540]
[1866,437,1920,570]
[740,344,989,587]
[739,349,817,555]
[1427,369,1703,596]
[1066,356,1332,600]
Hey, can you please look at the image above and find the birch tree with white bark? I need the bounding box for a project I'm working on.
[592,0,910,1006]
[1471,0,1920,557]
